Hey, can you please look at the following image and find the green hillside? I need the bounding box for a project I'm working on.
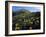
[12,9,40,30]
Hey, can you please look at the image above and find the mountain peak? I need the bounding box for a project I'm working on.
[13,9,31,16]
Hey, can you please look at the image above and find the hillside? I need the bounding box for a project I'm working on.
[12,9,40,30]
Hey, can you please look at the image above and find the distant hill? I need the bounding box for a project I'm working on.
[12,9,31,16]
[13,9,40,16]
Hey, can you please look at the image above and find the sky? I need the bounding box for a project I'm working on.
[12,6,40,12]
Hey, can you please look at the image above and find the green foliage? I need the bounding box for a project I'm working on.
[12,9,40,30]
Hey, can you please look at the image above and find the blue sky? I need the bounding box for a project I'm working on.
[12,6,40,12]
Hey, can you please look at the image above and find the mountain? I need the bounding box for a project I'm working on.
[12,9,40,30]
[12,9,31,16]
